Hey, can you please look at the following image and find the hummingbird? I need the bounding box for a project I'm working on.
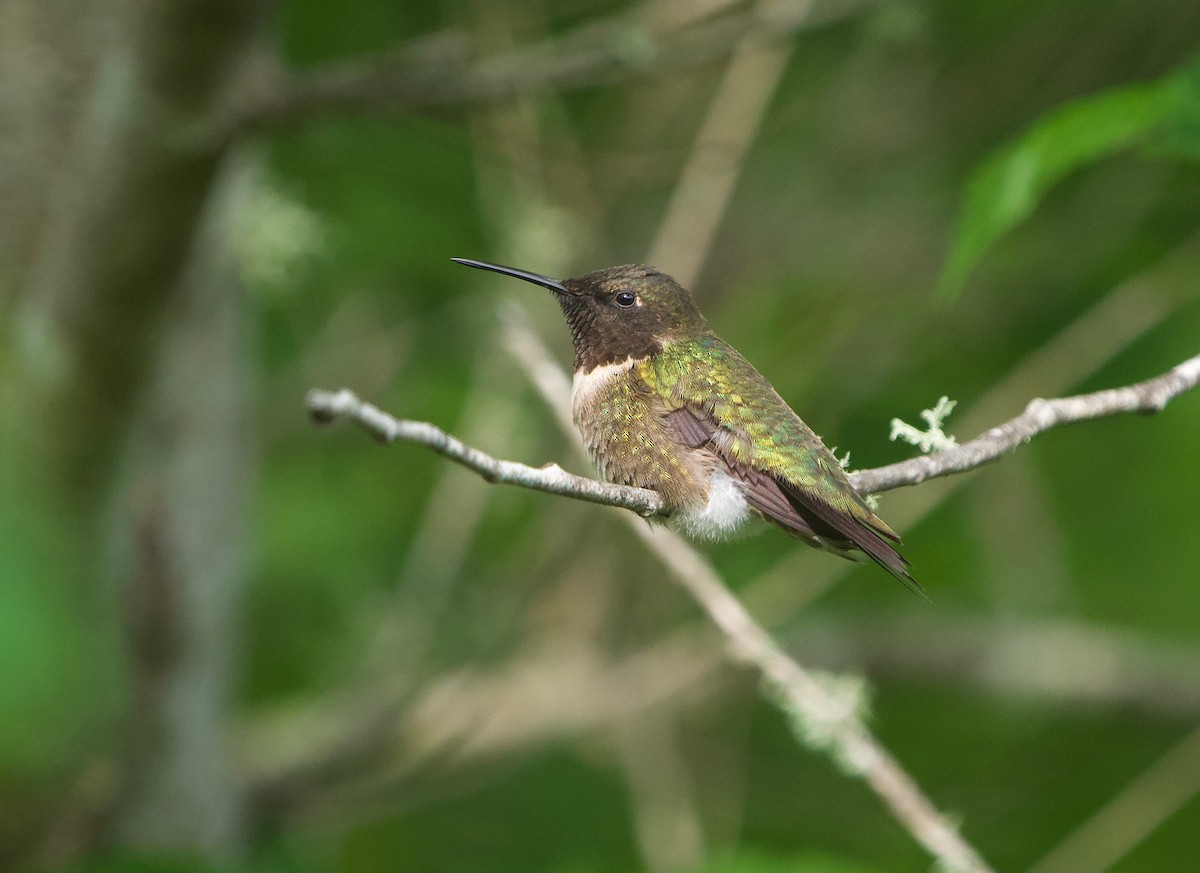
[453,258,919,594]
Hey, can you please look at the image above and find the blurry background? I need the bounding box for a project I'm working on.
[2,1,1200,872]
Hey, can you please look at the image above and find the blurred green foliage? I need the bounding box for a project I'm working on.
[940,52,1200,297]
[4,1,1200,873]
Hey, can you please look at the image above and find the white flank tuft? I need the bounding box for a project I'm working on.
[671,468,751,540]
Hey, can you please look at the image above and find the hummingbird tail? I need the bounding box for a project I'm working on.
[851,532,925,599]
[778,482,926,599]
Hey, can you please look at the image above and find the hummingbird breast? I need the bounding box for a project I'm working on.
[571,357,719,517]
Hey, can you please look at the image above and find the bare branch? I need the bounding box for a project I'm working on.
[305,385,995,872]
[243,604,1200,823]
[303,346,1200,871]
[496,314,994,872]
[616,522,995,873]
[274,252,1200,841]
[307,350,1200,522]
[793,614,1200,718]
[223,0,862,134]
[305,388,665,517]
[850,352,1200,495]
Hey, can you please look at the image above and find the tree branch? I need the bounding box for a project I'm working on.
[615,521,995,873]
[306,383,995,873]
[492,312,999,870]
[850,352,1200,494]
[223,0,862,134]
[306,388,664,517]
[304,350,1200,870]
[306,349,1200,516]
[306,343,1200,873]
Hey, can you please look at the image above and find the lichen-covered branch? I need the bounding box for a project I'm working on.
[616,520,994,873]
[305,347,1200,873]
[306,388,665,517]
[495,315,993,872]
[850,351,1200,495]
[305,382,997,873]
[307,350,1200,517]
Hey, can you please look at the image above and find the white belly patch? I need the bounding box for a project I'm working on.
[670,468,751,540]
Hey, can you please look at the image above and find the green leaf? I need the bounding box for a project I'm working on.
[939,55,1200,299]
[1152,57,1200,161]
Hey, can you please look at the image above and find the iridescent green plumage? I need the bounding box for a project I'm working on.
[453,257,919,594]
[642,335,892,534]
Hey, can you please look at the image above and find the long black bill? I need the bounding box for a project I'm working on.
[451,258,569,294]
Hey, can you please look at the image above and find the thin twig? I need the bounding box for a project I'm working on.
[307,350,1200,517]
[645,0,801,286]
[612,713,707,873]
[223,0,851,135]
[498,314,995,873]
[850,352,1200,494]
[306,388,664,516]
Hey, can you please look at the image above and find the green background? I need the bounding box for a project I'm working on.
[2,1,1199,872]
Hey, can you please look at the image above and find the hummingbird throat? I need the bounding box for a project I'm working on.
[557,295,665,372]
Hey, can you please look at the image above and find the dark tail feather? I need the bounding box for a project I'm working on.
[780,482,926,599]
[850,524,926,600]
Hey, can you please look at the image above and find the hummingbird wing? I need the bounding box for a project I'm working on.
[666,403,921,595]
[667,405,821,537]
[650,340,921,595]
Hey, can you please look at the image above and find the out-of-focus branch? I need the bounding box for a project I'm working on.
[114,147,253,859]
[306,349,1200,518]
[8,0,265,510]
[223,0,861,134]
[790,614,1200,718]
[307,389,995,873]
[614,524,996,873]
[498,313,994,873]
[612,713,707,873]
[1027,725,1200,873]
[5,1,265,865]
[645,0,799,286]
[245,606,1200,813]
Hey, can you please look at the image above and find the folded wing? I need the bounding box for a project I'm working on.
[666,405,922,596]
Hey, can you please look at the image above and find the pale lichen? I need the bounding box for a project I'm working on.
[890,396,959,454]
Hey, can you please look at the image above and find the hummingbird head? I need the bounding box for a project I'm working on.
[453,259,711,371]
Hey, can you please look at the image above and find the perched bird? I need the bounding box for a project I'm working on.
[453,259,919,594]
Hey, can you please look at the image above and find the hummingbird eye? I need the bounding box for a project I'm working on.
[614,291,637,307]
